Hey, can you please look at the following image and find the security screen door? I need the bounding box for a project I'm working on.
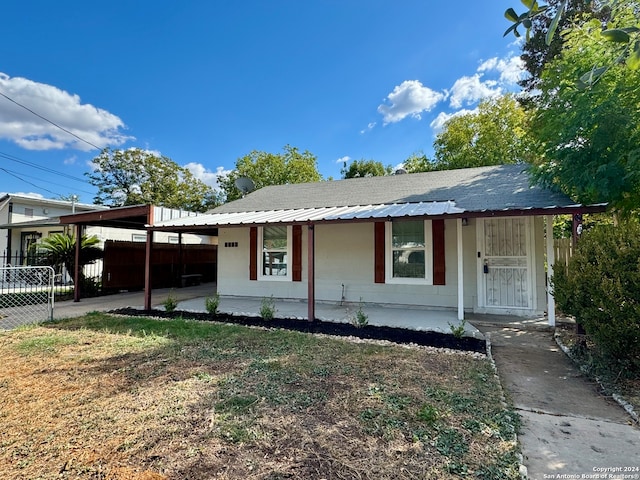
[480,217,532,309]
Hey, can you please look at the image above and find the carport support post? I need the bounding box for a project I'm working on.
[144,230,154,311]
[457,218,464,321]
[73,223,82,302]
[307,223,315,322]
[546,215,556,327]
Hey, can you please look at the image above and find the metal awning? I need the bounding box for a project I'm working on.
[150,201,466,230]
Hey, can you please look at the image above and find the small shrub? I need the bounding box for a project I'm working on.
[260,295,276,320]
[163,291,178,312]
[351,299,368,328]
[205,293,221,316]
[448,319,466,338]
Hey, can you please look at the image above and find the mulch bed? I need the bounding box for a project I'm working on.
[110,307,487,354]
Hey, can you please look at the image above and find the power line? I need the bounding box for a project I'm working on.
[0,150,89,183]
[0,167,61,196]
[0,90,103,151]
[0,167,95,196]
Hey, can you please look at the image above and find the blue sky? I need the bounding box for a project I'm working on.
[0,1,524,203]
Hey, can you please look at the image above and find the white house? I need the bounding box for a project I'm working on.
[150,165,606,325]
[0,194,105,263]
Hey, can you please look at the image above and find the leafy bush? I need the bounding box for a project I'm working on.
[351,299,368,328]
[163,291,178,313]
[260,295,276,320]
[552,220,640,373]
[205,293,220,316]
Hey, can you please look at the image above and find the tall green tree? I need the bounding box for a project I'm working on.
[517,0,600,93]
[86,148,220,212]
[341,159,391,178]
[433,95,532,170]
[529,11,640,212]
[219,145,322,202]
[401,153,436,173]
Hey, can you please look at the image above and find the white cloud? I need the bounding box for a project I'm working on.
[185,162,231,189]
[429,108,477,132]
[0,72,132,151]
[63,155,77,165]
[478,55,525,85]
[360,122,376,134]
[448,74,501,109]
[377,80,445,124]
[336,155,351,164]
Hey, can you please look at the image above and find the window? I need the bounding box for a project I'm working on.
[24,207,34,218]
[168,236,180,244]
[386,220,432,284]
[259,226,291,280]
[132,234,147,242]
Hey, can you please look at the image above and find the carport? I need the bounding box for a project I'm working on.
[58,205,207,302]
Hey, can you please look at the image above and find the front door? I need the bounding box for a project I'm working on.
[478,217,533,310]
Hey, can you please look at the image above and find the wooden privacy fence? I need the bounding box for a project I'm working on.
[102,240,217,291]
[553,237,574,272]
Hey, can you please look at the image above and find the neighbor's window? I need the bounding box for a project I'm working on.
[386,220,432,284]
[260,226,291,279]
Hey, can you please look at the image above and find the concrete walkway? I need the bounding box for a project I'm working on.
[474,321,640,480]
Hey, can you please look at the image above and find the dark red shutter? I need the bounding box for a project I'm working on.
[292,225,302,281]
[249,227,257,280]
[432,219,445,285]
[374,222,385,283]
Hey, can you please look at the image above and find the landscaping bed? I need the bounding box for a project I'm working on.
[110,307,486,354]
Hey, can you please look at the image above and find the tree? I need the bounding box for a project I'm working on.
[86,148,220,212]
[528,11,640,212]
[219,145,322,202]
[341,159,391,178]
[517,0,600,93]
[505,0,639,87]
[433,95,533,170]
[34,233,103,295]
[401,153,436,173]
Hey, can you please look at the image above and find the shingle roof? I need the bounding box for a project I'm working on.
[212,164,578,214]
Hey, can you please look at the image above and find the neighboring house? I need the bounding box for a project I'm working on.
[1,195,215,291]
[151,164,606,324]
[0,194,105,264]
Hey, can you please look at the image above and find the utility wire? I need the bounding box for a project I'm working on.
[0,150,89,183]
[0,90,103,151]
[0,167,95,196]
[0,167,60,196]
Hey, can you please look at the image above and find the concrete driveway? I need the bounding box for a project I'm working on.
[474,321,640,480]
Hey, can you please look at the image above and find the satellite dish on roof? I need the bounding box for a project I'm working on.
[394,168,407,175]
[235,177,255,196]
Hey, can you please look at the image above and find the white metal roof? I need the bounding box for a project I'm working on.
[152,201,465,228]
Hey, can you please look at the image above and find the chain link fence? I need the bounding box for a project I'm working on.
[0,266,56,330]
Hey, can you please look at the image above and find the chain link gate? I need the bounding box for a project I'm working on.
[0,266,55,330]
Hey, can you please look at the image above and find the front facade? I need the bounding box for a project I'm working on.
[153,165,606,324]
[216,216,548,316]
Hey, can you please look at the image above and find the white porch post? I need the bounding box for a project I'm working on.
[457,218,464,321]
[545,215,556,327]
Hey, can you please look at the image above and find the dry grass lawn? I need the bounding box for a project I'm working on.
[0,313,521,479]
